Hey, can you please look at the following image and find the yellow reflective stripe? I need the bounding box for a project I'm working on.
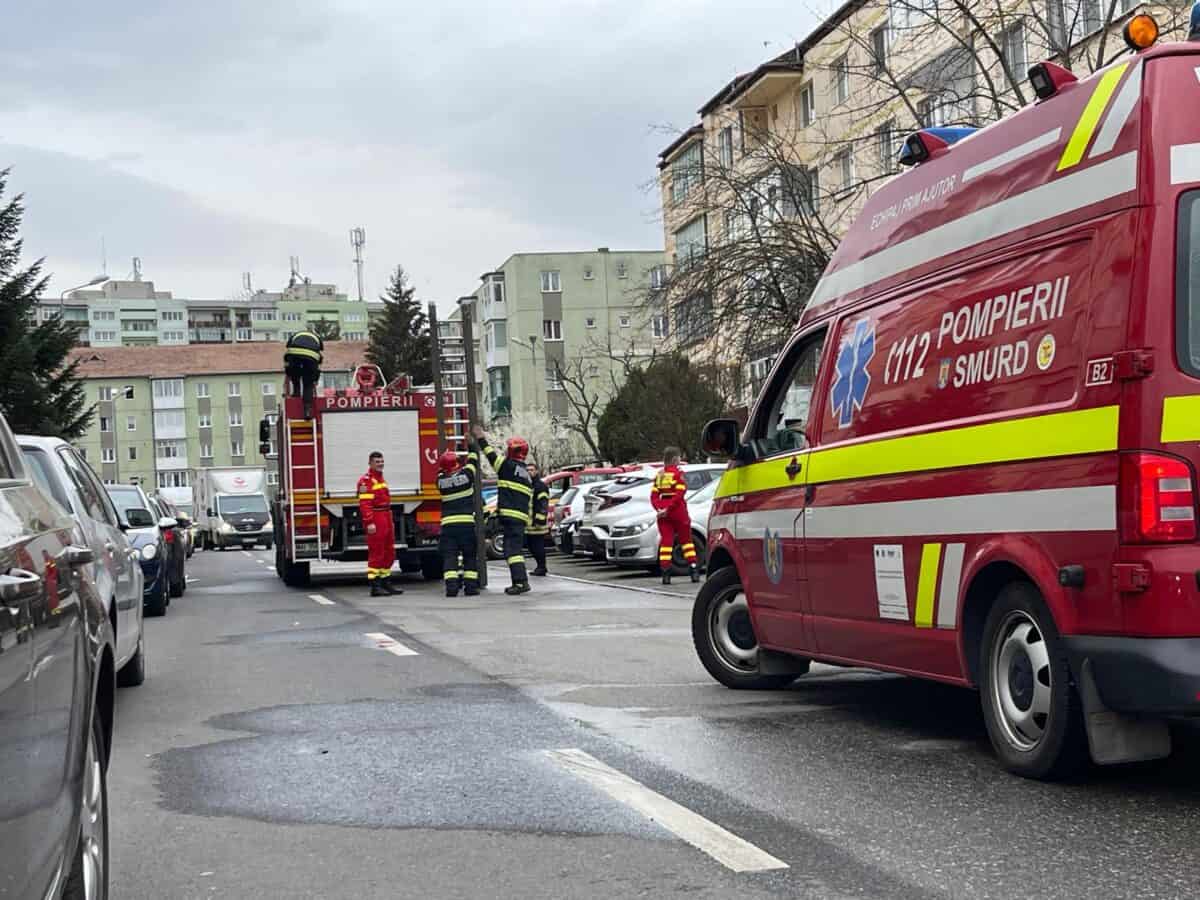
[915,543,942,629]
[1161,395,1200,442]
[372,481,388,490]
[681,544,695,550]
[715,406,1119,498]
[442,489,474,502]
[506,555,525,564]
[358,493,373,499]
[463,571,478,579]
[499,480,533,496]
[286,346,321,361]
[443,572,458,580]
[499,509,530,522]
[1057,63,1129,171]
[442,515,475,525]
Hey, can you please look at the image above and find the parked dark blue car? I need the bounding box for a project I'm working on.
[105,484,171,617]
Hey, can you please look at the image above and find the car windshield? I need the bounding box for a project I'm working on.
[107,487,147,526]
[218,494,268,515]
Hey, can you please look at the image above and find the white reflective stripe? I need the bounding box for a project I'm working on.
[1089,61,1142,159]
[962,129,1061,183]
[1171,143,1200,185]
[804,485,1115,538]
[807,151,1138,308]
[937,543,965,630]
[1195,66,1200,85]
[708,514,734,533]
[734,508,800,539]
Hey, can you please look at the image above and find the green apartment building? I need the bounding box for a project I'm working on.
[463,248,667,419]
[69,342,368,501]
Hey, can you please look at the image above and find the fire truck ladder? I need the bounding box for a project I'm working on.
[286,418,325,564]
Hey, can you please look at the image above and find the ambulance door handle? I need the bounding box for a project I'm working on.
[805,485,815,505]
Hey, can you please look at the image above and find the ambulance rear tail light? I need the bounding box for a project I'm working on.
[1027,62,1077,101]
[1119,452,1197,543]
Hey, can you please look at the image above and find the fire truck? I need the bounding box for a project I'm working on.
[264,366,445,587]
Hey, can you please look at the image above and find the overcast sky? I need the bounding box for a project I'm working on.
[4,0,832,311]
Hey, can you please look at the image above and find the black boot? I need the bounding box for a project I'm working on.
[661,570,672,585]
[464,586,480,596]
[690,565,701,584]
[532,567,548,576]
[370,581,388,597]
[382,576,402,595]
[504,582,531,595]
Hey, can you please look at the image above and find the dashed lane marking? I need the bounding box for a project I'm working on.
[545,748,788,873]
[364,632,419,657]
[308,594,335,606]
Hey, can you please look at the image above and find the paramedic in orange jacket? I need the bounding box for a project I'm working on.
[651,447,700,586]
[358,450,402,596]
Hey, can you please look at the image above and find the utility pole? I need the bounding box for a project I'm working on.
[458,295,486,589]
[350,228,366,302]
[428,302,446,454]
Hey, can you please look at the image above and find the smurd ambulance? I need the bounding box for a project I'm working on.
[696,13,1200,779]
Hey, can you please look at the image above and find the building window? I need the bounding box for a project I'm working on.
[545,363,563,390]
[673,294,713,345]
[1000,22,1027,78]
[585,317,597,329]
[543,319,563,341]
[228,382,241,397]
[127,446,137,461]
[122,319,156,333]
[157,470,190,489]
[344,331,365,341]
[101,447,116,463]
[833,55,849,105]
[650,265,666,289]
[261,382,275,396]
[619,315,631,329]
[126,416,137,432]
[152,379,183,399]
[251,309,277,321]
[161,310,184,322]
[616,261,628,279]
[99,416,111,433]
[283,311,302,322]
[670,140,704,205]
[877,119,898,168]
[231,441,245,457]
[267,470,279,486]
[539,270,561,293]
[197,414,212,428]
[749,356,775,395]
[583,266,594,280]
[93,331,117,342]
[196,382,210,398]
[155,440,183,459]
[491,320,507,349]
[652,314,670,340]
[123,385,135,399]
[673,215,708,269]
[200,444,213,459]
[229,411,243,427]
[343,312,364,323]
[153,410,185,432]
[98,387,114,401]
[871,25,889,73]
[718,126,735,167]
[236,328,252,341]
[162,330,186,343]
[834,149,854,194]
[91,310,115,321]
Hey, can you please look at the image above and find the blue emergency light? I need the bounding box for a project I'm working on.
[898,127,975,167]
[1191,0,1200,40]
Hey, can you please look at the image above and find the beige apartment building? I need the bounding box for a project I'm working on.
[655,0,1180,406]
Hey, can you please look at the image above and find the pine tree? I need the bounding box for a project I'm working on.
[367,265,432,383]
[307,318,341,342]
[0,170,93,440]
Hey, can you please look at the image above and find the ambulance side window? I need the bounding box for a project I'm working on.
[1178,191,1200,375]
[752,329,826,458]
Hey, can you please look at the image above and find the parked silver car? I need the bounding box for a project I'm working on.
[20,435,147,686]
[605,478,719,570]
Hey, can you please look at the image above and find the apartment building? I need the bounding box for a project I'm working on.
[68,341,368,493]
[466,249,666,420]
[40,271,383,347]
[655,0,1179,404]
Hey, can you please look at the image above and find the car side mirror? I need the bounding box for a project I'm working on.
[158,517,178,530]
[701,418,741,458]
[125,507,155,528]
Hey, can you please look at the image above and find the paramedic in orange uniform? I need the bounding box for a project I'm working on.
[358,450,402,596]
[651,447,700,585]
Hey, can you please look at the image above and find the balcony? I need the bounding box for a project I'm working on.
[190,328,232,343]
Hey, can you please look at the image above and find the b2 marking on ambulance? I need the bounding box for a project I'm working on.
[830,318,876,428]
[1085,357,1114,387]
[763,529,784,585]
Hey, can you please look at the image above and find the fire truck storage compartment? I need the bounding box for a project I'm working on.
[319,409,423,496]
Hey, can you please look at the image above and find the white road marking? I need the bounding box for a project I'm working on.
[497,566,690,599]
[545,748,788,874]
[241,550,252,558]
[309,594,335,606]
[364,632,419,656]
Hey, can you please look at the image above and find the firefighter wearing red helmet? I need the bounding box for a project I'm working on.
[471,424,533,595]
[437,446,480,597]
[358,449,402,596]
[651,446,700,585]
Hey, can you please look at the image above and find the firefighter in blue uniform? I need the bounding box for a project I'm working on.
[525,462,550,576]
[283,330,324,419]
[437,448,480,597]
[471,424,533,595]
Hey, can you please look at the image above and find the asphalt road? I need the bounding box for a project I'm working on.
[109,547,1200,899]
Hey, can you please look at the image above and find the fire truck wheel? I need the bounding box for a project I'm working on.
[979,581,1088,780]
[281,560,311,588]
[692,566,799,690]
[420,556,443,581]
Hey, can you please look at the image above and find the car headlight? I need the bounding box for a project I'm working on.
[140,543,158,560]
[220,522,235,534]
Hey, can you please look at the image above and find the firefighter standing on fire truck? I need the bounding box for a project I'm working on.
[284,330,324,419]
[358,450,402,596]
[437,447,480,597]
[652,446,700,585]
[471,423,533,595]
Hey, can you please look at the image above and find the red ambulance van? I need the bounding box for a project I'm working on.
[696,19,1200,779]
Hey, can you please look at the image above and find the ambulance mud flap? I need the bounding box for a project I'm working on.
[758,648,810,677]
[1077,659,1171,765]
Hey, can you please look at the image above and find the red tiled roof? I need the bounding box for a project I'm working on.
[69,341,371,379]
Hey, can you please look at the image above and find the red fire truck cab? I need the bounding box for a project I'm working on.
[267,372,444,587]
[697,26,1200,778]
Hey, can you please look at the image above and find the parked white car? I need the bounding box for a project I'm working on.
[581,464,726,564]
[554,481,613,555]
[605,477,720,570]
[19,435,147,686]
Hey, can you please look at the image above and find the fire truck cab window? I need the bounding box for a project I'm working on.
[752,330,825,458]
[1178,191,1200,375]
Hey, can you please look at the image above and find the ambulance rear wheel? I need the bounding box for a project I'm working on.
[692,567,798,690]
[281,559,310,588]
[979,582,1087,780]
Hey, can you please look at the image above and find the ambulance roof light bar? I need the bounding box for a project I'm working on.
[897,127,974,168]
[1027,61,1077,101]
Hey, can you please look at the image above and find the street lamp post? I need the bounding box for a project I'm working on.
[60,274,109,312]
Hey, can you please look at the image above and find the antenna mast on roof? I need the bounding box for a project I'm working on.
[288,256,302,288]
[242,272,253,298]
[350,227,366,302]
